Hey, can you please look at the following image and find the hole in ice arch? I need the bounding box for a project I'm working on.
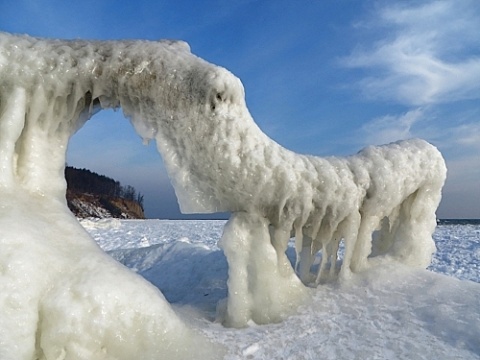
[67,108,230,220]
[66,108,174,219]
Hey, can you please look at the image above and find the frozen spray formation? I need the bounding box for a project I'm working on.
[0,33,225,360]
[0,29,446,355]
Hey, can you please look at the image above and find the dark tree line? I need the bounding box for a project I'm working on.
[65,166,144,209]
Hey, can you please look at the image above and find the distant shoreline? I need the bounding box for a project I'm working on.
[138,218,480,225]
[438,219,480,225]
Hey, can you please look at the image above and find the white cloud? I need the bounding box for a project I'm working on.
[358,108,424,146]
[452,123,480,149]
[342,0,480,106]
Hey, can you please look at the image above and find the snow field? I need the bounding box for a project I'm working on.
[84,218,480,359]
[430,224,480,282]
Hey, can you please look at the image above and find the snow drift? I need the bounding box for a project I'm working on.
[0,31,446,358]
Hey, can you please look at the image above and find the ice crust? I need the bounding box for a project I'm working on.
[88,219,480,359]
[0,30,447,356]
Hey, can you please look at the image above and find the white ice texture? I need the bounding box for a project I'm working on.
[0,31,446,357]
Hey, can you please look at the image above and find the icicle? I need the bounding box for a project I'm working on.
[0,87,26,187]
[218,212,309,327]
[270,225,294,277]
[294,222,304,273]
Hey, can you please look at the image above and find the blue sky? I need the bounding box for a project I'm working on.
[1,0,479,219]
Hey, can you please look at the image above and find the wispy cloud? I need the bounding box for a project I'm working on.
[358,108,424,146]
[452,122,480,149]
[343,0,480,145]
[341,1,480,217]
[342,0,480,106]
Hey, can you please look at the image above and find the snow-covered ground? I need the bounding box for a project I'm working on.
[81,218,480,359]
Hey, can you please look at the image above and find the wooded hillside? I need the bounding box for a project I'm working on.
[65,166,145,219]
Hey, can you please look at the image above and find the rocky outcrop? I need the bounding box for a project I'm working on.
[66,190,145,219]
[64,166,145,219]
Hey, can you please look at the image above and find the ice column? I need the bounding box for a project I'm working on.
[218,212,309,327]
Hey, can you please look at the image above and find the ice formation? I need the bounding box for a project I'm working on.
[0,29,446,353]
[0,33,224,360]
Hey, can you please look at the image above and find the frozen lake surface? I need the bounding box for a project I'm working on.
[81,218,480,359]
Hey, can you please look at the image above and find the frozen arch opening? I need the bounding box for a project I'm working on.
[66,108,179,219]
[0,29,447,351]
[67,109,230,220]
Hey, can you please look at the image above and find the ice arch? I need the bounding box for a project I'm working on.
[0,29,446,351]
